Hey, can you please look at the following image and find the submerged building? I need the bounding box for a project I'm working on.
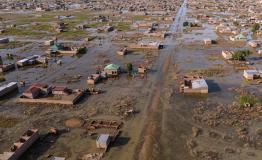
[180,76,208,94]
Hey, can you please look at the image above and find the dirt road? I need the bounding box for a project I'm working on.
[136,0,188,159]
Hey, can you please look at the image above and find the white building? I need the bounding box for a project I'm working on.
[243,70,262,80]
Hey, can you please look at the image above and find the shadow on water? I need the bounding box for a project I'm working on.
[109,136,130,148]
[147,69,157,74]
[247,56,262,61]
[0,89,19,102]
[206,80,221,93]
[19,129,69,160]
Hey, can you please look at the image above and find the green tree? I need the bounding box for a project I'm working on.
[232,49,251,61]
[251,23,260,33]
[126,63,133,74]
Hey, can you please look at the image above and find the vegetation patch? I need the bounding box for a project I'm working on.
[56,30,87,39]
[3,28,46,37]
[232,49,251,61]
[189,65,227,77]
[86,22,106,28]
[239,94,260,107]
[0,116,20,128]
[31,24,52,31]
[132,15,147,21]
[251,23,260,33]
[114,22,131,31]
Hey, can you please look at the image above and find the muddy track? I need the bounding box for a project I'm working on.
[135,1,188,159]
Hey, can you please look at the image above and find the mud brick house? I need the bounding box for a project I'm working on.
[180,76,208,94]
[22,83,52,99]
[104,64,120,76]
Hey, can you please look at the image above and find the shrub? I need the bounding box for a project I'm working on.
[232,49,251,61]
[126,63,133,74]
[251,23,260,33]
[239,94,259,107]
[233,21,239,26]
[0,116,20,128]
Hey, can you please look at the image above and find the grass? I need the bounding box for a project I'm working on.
[86,22,107,28]
[56,29,87,39]
[31,24,52,31]
[232,49,251,61]
[114,22,131,31]
[132,15,147,21]
[15,14,55,25]
[189,65,227,77]
[0,116,20,128]
[239,94,260,107]
[3,28,46,36]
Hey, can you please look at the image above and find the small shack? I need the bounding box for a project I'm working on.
[138,66,147,74]
[117,48,128,56]
[248,41,258,48]
[230,34,247,41]
[203,38,212,45]
[104,64,120,77]
[180,76,208,94]
[222,50,234,60]
[87,74,101,85]
[243,70,262,80]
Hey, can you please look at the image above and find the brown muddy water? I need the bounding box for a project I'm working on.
[1,0,262,159]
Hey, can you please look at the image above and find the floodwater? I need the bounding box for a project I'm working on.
[0,18,161,160]
[154,1,262,160]
[1,0,262,159]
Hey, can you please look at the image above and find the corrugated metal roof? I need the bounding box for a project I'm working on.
[192,79,208,89]
[97,134,110,143]
[104,64,120,70]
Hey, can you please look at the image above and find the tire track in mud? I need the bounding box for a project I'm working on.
[136,52,172,160]
[135,1,187,159]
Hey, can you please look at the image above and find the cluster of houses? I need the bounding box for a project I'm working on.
[188,0,262,54]
[16,55,47,67]
[18,83,84,105]
[87,63,148,85]
[129,41,163,50]
[0,0,87,11]
[46,42,87,56]
[87,63,121,85]
[0,0,182,12]
[0,54,48,73]
[83,0,181,12]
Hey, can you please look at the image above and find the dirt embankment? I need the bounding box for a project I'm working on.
[136,53,172,160]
